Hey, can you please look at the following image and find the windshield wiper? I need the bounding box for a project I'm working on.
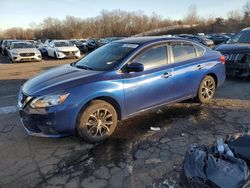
[75,64,93,70]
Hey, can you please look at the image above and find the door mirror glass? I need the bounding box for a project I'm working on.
[126,62,144,73]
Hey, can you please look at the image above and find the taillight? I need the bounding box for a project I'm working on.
[219,55,226,64]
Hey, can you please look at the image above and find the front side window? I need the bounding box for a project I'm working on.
[132,45,168,70]
[171,43,196,62]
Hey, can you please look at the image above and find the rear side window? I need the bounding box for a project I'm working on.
[132,45,168,70]
[171,43,196,62]
[195,44,205,56]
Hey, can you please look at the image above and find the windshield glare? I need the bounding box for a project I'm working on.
[13,43,34,49]
[229,30,250,44]
[75,42,138,71]
[54,41,72,47]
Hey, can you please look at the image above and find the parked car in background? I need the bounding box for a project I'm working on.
[34,40,47,57]
[0,40,3,53]
[98,37,125,46]
[47,40,81,59]
[18,37,225,143]
[213,28,250,77]
[2,40,18,56]
[183,35,214,46]
[69,39,88,53]
[38,44,48,57]
[8,41,42,63]
[207,34,230,45]
[85,38,98,51]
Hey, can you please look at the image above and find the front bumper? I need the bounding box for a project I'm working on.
[12,54,42,62]
[19,108,68,137]
[57,51,81,59]
[17,92,77,137]
[226,62,250,77]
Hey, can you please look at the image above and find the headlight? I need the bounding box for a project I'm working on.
[30,93,70,108]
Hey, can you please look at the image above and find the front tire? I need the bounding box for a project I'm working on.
[54,52,57,59]
[77,100,118,143]
[197,75,216,103]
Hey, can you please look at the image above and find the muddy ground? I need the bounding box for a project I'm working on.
[0,54,250,188]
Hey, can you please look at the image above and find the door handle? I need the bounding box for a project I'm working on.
[197,65,204,70]
[162,72,172,79]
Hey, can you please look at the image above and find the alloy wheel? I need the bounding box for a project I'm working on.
[201,79,215,99]
[86,108,113,138]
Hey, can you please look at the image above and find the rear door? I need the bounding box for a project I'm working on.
[122,44,174,116]
[169,42,207,100]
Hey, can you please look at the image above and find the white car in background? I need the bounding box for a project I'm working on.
[8,42,42,63]
[47,40,81,59]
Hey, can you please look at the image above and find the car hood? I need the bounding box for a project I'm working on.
[12,48,40,53]
[22,64,102,96]
[56,46,79,52]
[214,43,250,53]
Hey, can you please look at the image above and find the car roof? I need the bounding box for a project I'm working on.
[117,36,190,45]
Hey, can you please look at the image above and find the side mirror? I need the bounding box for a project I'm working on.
[126,62,144,73]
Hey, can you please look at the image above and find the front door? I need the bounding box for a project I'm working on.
[122,44,174,116]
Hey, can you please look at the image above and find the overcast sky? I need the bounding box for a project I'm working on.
[0,0,247,30]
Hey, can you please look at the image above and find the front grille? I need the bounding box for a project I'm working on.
[63,51,75,56]
[20,53,35,57]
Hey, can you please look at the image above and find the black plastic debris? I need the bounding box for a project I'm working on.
[182,143,249,188]
[227,132,250,167]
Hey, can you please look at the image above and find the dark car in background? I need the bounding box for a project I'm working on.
[18,37,225,143]
[214,28,250,77]
[69,39,88,54]
[98,37,125,46]
[85,38,99,51]
[0,40,3,53]
[184,35,214,46]
[207,34,230,45]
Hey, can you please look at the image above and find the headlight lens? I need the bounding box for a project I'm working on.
[30,93,70,108]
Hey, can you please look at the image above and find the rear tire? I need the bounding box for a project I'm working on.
[197,75,216,103]
[77,100,118,143]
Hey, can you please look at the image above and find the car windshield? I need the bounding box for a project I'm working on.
[70,40,81,45]
[74,42,138,71]
[54,41,72,47]
[13,43,34,48]
[229,30,250,44]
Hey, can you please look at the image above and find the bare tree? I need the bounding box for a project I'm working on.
[184,5,199,25]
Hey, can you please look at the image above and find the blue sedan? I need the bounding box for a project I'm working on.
[18,37,226,143]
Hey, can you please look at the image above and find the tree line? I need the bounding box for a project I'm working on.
[1,2,250,40]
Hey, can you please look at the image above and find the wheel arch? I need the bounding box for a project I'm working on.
[76,95,122,122]
[206,72,218,87]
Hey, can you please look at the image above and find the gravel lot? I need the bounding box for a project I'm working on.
[0,54,250,188]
